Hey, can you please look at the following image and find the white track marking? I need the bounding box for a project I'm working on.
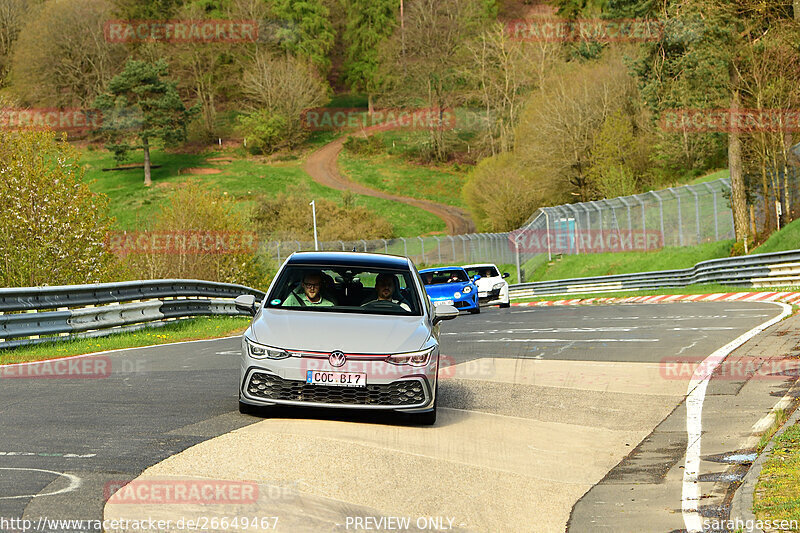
[470,338,659,343]
[0,468,82,499]
[681,303,791,533]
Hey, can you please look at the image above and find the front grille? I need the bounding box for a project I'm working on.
[454,301,470,308]
[479,289,501,302]
[246,372,427,406]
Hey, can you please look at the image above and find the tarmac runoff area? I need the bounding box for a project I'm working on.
[101,302,792,533]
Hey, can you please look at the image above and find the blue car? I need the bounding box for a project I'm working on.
[419,267,480,314]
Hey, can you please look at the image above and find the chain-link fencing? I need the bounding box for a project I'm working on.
[260,178,740,281]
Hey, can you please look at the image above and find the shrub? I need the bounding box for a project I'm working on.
[237,110,295,155]
[120,182,272,289]
[343,134,384,156]
[252,184,393,241]
[0,129,116,286]
[463,152,543,232]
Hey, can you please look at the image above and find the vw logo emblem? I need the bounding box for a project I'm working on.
[329,351,346,367]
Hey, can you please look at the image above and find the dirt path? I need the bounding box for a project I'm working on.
[303,135,476,235]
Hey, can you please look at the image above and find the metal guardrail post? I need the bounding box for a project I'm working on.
[619,196,633,232]
[434,236,441,263]
[635,194,647,243]
[418,236,425,263]
[401,237,407,257]
[647,191,665,243]
[382,239,388,254]
[668,187,684,246]
[703,183,719,240]
[448,235,456,262]
[687,185,702,244]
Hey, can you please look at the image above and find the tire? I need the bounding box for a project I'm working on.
[499,302,510,308]
[468,306,480,314]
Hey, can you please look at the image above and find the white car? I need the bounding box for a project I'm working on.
[463,263,511,308]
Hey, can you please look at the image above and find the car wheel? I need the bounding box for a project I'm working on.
[468,306,480,314]
[499,302,510,308]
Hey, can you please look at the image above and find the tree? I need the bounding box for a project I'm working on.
[94,59,198,187]
[342,0,396,113]
[587,109,653,199]
[10,0,125,106]
[238,49,329,151]
[514,54,639,202]
[271,0,335,73]
[112,0,186,18]
[0,0,36,87]
[463,152,545,231]
[377,0,492,161]
[465,23,557,157]
[0,129,115,287]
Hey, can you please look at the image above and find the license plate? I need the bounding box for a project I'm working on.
[434,300,454,306]
[306,371,366,387]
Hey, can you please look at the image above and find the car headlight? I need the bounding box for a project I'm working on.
[385,347,435,367]
[492,282,505,291]
[245,338,290,360]
[462,286,472,294]
[454,291,461,298]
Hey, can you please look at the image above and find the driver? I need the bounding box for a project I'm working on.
[362,273,410,311]
[283,271,335,307]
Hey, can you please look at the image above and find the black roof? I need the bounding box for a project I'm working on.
[419,266,465,273]
[285,251,412,270]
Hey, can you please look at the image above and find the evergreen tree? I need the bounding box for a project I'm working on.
[342,0,396,112]
[272,0,334,73]
[93,59,198,186]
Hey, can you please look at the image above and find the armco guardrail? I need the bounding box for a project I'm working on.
[0,280,264,349]
[509,249,800,299]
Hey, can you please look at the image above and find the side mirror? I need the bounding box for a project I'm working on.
[502,272,510,279]
[433,304,459,324]
[235,294,259,316]
[472,275,481,281]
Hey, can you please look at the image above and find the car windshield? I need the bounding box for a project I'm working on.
[465,266,499,278]
[266,265,421,315]
[421,269,468,285]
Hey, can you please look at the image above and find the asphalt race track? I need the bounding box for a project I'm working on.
[0,301,791,532]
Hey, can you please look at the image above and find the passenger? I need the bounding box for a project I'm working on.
[363,273,410,311]
[423,272,434,285]
[283,271,335,307]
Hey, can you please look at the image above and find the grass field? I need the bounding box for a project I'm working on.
[0,316,251,365]
[754,421,800,526]
[527,240,735,281]
[339,149,469,208]
[754,218,800,254]
[79,147,445,237]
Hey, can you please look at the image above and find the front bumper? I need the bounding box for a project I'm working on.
[431,295,478,311]
[240,352,438,412]
[478,285,509,306]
